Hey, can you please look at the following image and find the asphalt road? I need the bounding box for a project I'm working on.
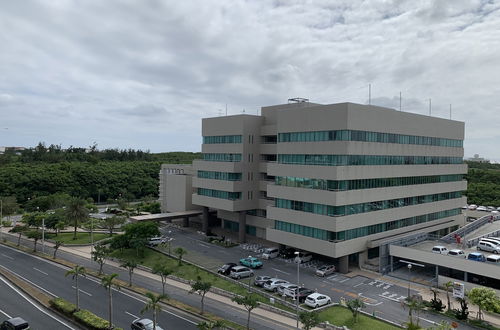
[0,233,294,330]
[0,274,76,329]
[0,244,200,330]
[159,225,477,329]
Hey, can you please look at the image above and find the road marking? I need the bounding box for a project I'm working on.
[378,294,401,302]
[0,265,58,297]
[71,286,92,296]
[1,253,14,260]
[271,268,290,275]
[353,282,364,288]
[33,267,49,275]
[418,316,438,325]
[198,243,210,248]
[0,275,75,329]
[339,278,350,283]
[0,307,11,318]
[358,293,383,306]
[125,311,139,319]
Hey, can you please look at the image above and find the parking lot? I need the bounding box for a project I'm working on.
[158,223,459,328]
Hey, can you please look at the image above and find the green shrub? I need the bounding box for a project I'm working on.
[1,220,12,226]
[73,309,110,330]
[49,297,76,315]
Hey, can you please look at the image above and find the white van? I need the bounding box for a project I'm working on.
[147,237,167,246]
[262,247,279,259]
[432,246,449,255]
[486,255,500,263]
[477,240,500,254]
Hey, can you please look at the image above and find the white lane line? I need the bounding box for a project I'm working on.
[0,307,11,318]
[0,265,58,298]
[125,311,139,319]
[1,253,14,260]
[0,276,75,329]
[71,286,92,296]
[33,267,49,275]
[339,278,350,283]
[353,282,364,288]
[271,268,290,275]
[418,316,438,325]
[198,243,210,248]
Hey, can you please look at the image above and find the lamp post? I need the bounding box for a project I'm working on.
[294,251,300,328]
[248,255,252,292]
[90,216,94,261]
[399,259,424,299]
[0,198,3,242]
[407,264,412,299]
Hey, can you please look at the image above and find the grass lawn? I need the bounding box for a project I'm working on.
[45,232,112,244]
[318,306,401,330]
[110,248,293,311]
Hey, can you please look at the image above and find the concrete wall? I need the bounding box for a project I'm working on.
[438,275,500,296]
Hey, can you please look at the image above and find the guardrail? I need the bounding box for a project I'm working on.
[466,229,500,248]
[442,214,500,243]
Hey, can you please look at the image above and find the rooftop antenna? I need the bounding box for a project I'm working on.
[428,98,432,116]
[449,104,452,120]
[368,84,371,105]
[399,91,402,111]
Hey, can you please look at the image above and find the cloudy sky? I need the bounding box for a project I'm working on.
[1,0,499,160]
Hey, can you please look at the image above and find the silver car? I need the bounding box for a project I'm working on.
[315,265,336,277]
[263,278,289,292]
[229,266,254,279]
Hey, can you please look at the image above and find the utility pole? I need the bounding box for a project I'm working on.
[429,98,432,116]
[0,199,3,242]
[449,104,452,119]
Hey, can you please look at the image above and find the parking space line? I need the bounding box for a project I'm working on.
[353,282,364,288]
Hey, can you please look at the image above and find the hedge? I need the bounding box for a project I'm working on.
[49,297,76,315]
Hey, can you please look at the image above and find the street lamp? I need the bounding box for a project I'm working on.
[248,255,252,292]
[0,198,3,242]
[407,264,412,298]
[294,251,300,328]
[90,216,94,261]
[399,259,425,299]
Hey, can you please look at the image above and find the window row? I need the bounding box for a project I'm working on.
[274,208,461,241]
[203,135,242,144]
[197,171,242,181]
[278,130,463,147]
[223,220,257,236]
[275,191,462,217]
[197,188,241,200]
[246,209,267,217]
[278,154,463,166]
[202,153,242,162]
[275,174,464,191]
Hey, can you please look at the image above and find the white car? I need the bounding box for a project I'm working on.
[147,237,167,246]
[315,265,336,277]
[431,246,449,255]
[305,292,331,308]
[262,247,279,259]
[263,278,289,292]
[277,283,298,296]
[294,252,313,263]
[448,249,465,258]
[468,204,477,210]
[477,206,488,211]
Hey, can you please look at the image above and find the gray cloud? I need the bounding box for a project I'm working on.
[0,0,499,160]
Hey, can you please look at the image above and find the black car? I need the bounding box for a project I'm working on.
[279,248,295,259]
[294,288,316,303]
[217,263,237,276]
[1,317,30,330]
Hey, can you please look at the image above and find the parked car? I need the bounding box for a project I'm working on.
[305,293,331,308]
[448,249,466,258]
[431,246,449,255]
[486,255,500,263]
[477,240,500,254]
[477,206,488,211]
[467,252,486,262]
[263,278,289,292]
[217,263,237,276]
[285,287,316,302]
[481,237,500,245]
[262,247,280,259]
[229,266,254,279]
[468,204,477,210]
[315,265,336,277]
[239,257,263,268]
[0,317,30,330]
[279,248,296,259]
[147,237,167,246]
[294,252,313,263]
[277,283,298,296]
[254,275,272,287]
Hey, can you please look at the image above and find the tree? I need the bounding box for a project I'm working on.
[429,287,445,312]
[53,240,62,259]
[101,273,119,329]
[66,197,89,240]
[232,294,259,330]
[9,225,27,246]
[26,230,42,252]
[403,297,425,329]
[44,209,65,233]
[122,221,160,241]
[141,292,168,330]
[102,216,126,237]
[152,263,173,296]
[443,281,453,311]
[92,244,110,275]
[120,260,137,286]
[65,265,86,310]
[468,287,499,320]
[189,276,212,314]
[453,297,469,320]
[299,311,320,330]
[0,196,19,220]
[130,237,148,257]
[346,298,365,323]
[174,247,187,266]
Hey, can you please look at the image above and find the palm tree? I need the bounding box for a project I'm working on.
[120,260,137,286]
[174,247,187,266]
[66,197,89,240]
[101,273,119,329]
[444,281,453,311]
[141,292,168,330]
[65,265,86,310]
[152,263,173,296]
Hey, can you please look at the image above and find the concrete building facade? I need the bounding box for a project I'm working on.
[185,101,466,271]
